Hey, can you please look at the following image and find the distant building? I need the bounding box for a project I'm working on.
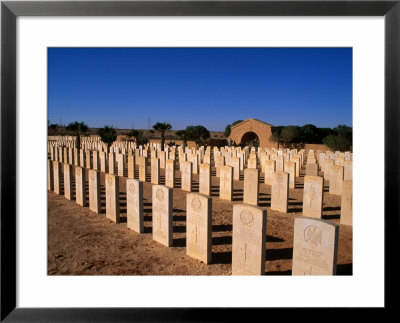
[228,118,275,148]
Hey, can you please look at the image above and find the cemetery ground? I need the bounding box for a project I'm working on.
[48,165,353,275]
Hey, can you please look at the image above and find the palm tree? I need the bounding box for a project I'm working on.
[97,126,117,152]
[152,122,172,151]
[66,121,89,150]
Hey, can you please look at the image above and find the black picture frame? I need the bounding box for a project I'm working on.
[1,0,398,320]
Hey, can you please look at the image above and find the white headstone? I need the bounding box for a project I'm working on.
[126,179,144,233]
[292,217,339,275]
[186,193,212,264]
[152,185,173,247]
[232,204,266,275]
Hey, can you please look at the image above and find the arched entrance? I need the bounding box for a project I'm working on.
[240,131,260,147]
[229,119,275,148]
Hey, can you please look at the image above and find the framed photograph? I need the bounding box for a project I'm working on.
[1,0,398,320]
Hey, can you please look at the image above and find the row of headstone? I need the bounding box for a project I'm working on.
[49,143,304,175]
[49,155,352,226]
[49,158,342,275]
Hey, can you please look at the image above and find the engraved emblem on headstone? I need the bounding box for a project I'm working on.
[156,187,164,202]
[277,173,283,183]
[191,197,202,213]
[129,183,135,194]
[304,225,322,247]
[240,209,254,226]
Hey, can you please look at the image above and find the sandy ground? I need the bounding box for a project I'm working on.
[48,163,352,275]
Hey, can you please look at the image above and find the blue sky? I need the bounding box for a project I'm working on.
[48,48,352,131]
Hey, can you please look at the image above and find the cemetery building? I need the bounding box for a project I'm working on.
[228,118,275,148]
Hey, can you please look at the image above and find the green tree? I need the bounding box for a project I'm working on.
[136,134,148,146]
[269,126,284,148]
[185,125,210,146]
[317,127,335,143]
[299,124,319,143]
[323,125,352,152]
[323,134,351,152]
[127,129,140,142]
[281,126,300,145]
[97,126,117,152]
[224,124,232,137]
[152,122,172,151]
[335,124,353,142]
[65,121,89,150]
[176,130,189,149]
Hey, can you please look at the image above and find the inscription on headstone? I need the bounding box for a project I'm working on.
[264,160,276,185]
[181,161,192,192]
[275,156,284,172]
[152,185,173,247]
[88,170,101,213]
[215,155,225,177]
[117,153,125,177]
[232,204,266,275]
[186,193,212,263]
[151,157,160,185]
[329,165,344,195]
[105,174,120,222]
[219,165,233,201]
[303,176,324,218]
[126,179,144,233]
[292,217,339,275]
[284,161,296,189]
[75,166,86,206]
[63,163,73,200]
[199,163,211,196]
[165,159,175,188]
[271,171,289,213]
[53,161,61,194]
